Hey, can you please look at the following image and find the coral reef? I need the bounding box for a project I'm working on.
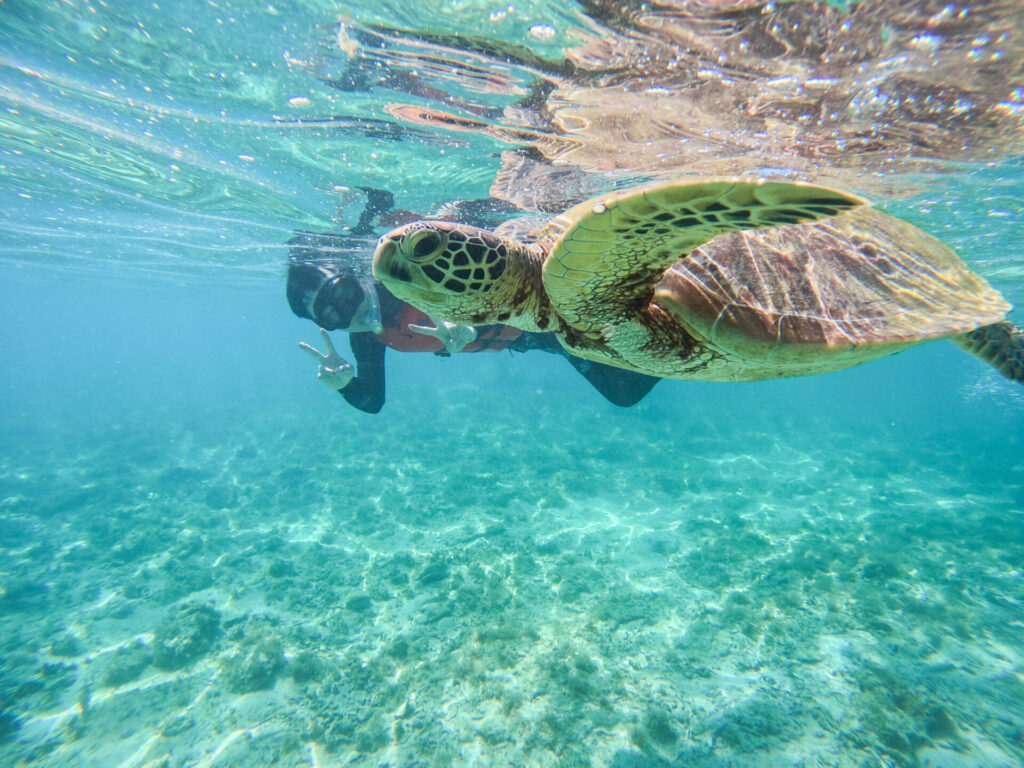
[151,602,220,671]
[100,641,153,688]
[1,395,1022,767]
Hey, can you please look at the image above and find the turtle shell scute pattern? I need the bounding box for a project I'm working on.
[660,206,1011,349]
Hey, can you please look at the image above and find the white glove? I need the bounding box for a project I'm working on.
[298,329,354,390]
[408,317,477,353]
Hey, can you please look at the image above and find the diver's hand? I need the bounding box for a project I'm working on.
[408,317,477,353]
[298,329,354,390]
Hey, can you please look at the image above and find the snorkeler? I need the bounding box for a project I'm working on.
[287,188,659,413]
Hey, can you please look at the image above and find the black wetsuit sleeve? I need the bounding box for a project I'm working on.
[563,355,660,408]
[338,332,386,414]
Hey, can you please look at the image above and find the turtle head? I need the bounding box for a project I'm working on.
[373,221,513,324]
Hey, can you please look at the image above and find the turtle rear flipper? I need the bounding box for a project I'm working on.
[953,321,1024,383]
[541,177,866,335]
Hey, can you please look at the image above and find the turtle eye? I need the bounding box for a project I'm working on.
[407,230,446,263]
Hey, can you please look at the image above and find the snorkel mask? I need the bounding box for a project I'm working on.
[305,270,382,333]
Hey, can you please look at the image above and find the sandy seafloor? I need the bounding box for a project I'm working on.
[1,277,1023,768]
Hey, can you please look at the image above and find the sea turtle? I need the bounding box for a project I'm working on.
[372,178,1023,384]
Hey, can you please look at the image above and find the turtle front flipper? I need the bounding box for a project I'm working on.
[541,178,866,336]
[953,321,1024,383]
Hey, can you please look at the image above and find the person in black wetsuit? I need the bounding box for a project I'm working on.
[287,189,660,413]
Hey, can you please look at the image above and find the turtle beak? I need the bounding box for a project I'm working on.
[372,236,410,285]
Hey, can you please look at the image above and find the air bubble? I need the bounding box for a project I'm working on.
[530,23,556,41]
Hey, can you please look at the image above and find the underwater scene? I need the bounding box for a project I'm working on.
[1,1,1023,766]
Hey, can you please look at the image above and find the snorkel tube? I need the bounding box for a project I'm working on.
[359,277,383,334]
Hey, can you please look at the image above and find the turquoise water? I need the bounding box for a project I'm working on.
[2,1,1024,766]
